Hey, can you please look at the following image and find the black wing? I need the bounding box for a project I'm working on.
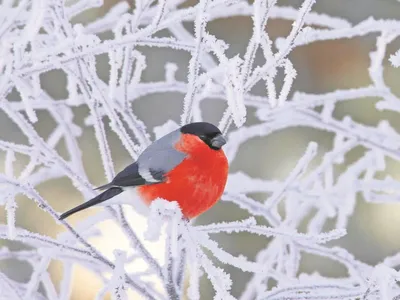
[96,162,165,190]
[112,162,147,187]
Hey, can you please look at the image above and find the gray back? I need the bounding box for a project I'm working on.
[138,129,187,177]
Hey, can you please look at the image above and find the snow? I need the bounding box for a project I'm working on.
[2,0,400,299]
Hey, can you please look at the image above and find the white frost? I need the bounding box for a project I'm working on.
[1,0,400,299]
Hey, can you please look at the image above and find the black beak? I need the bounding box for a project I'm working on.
[211,134,226,149]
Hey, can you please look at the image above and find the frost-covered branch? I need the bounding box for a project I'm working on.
[2,0,400,299]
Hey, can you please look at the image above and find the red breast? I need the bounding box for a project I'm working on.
[137,133,229,218]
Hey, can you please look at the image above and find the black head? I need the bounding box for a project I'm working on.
[180,122,226,150]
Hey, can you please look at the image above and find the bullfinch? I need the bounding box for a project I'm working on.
[59,122,229,220]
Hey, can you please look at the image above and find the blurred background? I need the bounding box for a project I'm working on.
[2,0,400,299]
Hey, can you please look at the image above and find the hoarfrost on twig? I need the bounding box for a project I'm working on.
[1,0,400,299]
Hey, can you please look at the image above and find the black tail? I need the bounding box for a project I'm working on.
[59,187,123,220]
